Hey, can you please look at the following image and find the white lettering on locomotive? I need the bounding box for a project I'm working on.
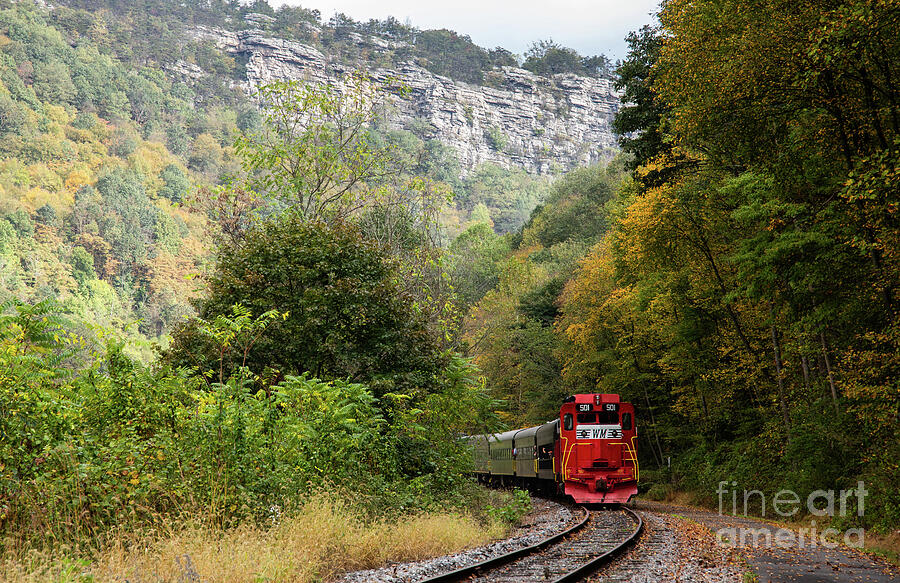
[575,424,623,439]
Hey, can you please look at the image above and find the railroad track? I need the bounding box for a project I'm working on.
[419,506,643,583]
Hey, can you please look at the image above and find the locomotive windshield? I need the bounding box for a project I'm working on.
[576,411,619,424]
[597,410,618,424]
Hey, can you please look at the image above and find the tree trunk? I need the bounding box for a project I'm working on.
[641,383,665,468]
[820,332,839,412]
[801,354,811,391]
[770,316,791,433]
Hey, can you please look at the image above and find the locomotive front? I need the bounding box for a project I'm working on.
[557,393,638,504]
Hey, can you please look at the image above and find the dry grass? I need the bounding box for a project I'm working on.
[1,495,505,583]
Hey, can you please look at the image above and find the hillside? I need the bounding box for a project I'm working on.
[0,0,617,345]
[0,0,230,350]
[56,0,621,175]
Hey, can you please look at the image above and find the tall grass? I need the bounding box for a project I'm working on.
[1,493,506,582]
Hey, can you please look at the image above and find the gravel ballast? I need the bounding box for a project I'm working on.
[585,512,745,582]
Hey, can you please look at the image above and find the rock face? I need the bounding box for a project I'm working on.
[192,27,620,174]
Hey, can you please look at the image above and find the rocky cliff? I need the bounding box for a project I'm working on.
[192,26,620,175]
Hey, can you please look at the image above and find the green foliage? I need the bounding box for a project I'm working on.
[166,216,441,388]
[412,29,493,85]
[0,2,209,343]
[520,163,622,247]
[94,169,157,264]
[32,60,76,104]
[455,160,630,424]
[523,40,611,78]
[235,106,262,134]
[69,246,95,287]
[611,25,679,187]
[0,93,26,134]
[0,300,498,547]
[448,223,511,307]
[158,163,190,202]
[235,77,400,221]
[483,126,507,152]
[0,0,517,557]
[487,489,532,524]
[4,209,33,237]
[458,164,551,234]
[34,203,57,226]
[461,0,900,534]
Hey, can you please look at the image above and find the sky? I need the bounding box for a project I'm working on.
[271,0,661,61]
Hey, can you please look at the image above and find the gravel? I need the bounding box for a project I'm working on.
[334,498,576,583]
[587,512,745,583]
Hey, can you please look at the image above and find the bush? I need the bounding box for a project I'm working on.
[158,164,190,202]
[486,489,532,525]
[0,300,499,549]
[484,126,507,152]
[644,483,673,502]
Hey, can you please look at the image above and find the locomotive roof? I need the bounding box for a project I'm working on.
[565,393,621,404]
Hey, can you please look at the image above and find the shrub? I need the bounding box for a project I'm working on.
[0,300,499,549]
[486,489,532,525]
[484,126,507,152]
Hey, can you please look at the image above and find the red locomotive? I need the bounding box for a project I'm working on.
[471,393,638,504]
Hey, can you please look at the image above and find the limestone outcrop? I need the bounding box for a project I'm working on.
[192,26,621,174]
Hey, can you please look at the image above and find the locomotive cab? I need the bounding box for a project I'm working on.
[557,394,638,504]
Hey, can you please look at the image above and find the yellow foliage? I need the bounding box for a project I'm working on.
[27,163,63,192]
[616,185,676,268]
[64,126,96,144]
[23,187,54,211]
[64,167,93,192]
[44,104,70,126]
[147,251,198,297]
[129,141,170,176]
[512,242,543,260]
[556,238,629,384]
[129,141,177,196]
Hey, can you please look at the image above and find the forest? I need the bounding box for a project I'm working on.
[461,0,900,537]
[1,0,899,580]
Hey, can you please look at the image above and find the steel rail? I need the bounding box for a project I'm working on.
[418,505,643,583]
[550,505,643,583]
[417,506,591,583]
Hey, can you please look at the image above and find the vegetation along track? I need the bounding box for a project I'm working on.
[420,506,643,583]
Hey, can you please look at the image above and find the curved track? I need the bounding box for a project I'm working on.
[419,506,643,583]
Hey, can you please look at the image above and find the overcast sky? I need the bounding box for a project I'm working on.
[271,0,661,61]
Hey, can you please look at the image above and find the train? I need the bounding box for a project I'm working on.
[469,393,638,504]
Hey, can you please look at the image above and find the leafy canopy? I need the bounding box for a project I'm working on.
[235,76,403,221]
[166,216,441,388]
